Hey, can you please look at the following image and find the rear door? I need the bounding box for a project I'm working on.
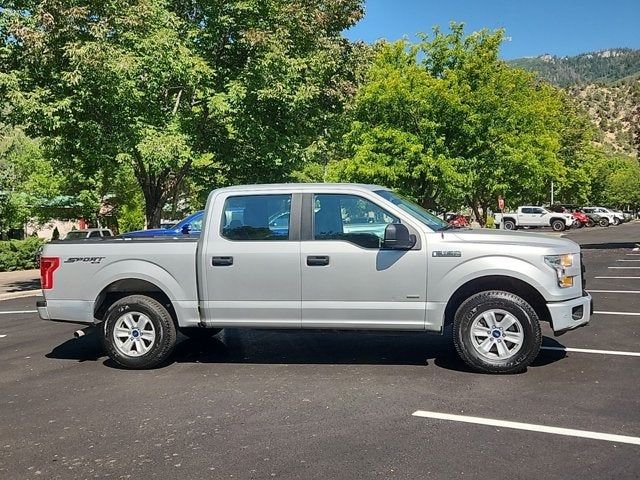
[201,192,302,327]
[300,192,428,330]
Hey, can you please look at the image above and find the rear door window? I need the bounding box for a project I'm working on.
[221,195,292,241]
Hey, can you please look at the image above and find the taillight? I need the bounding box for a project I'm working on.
[40,257,60,290]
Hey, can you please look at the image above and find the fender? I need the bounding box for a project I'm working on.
[91,259,200,327]
[432,254,569,304]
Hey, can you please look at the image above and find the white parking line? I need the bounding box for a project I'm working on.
[411,411,640,445]
[588,290,640,294]
[0,310,38,315]
[595,276,640,279]
[541,346,640,357]
[0,334,6,338]
[608,266,640,269]
[617,260,640,262]
[593,310,640,316]
[626,254,640,256]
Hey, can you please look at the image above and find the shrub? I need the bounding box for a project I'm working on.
[0,237,45,272]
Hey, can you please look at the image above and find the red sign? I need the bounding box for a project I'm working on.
[498,196,505,210]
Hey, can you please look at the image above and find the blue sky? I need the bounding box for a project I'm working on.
[344,0,640,59]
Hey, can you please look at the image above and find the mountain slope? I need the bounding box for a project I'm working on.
[509,48,640,87]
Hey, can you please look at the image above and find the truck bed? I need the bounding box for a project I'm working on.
[41,237,200,325]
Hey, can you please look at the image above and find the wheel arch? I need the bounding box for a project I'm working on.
[94,278,177,324]
[444,275,550,328]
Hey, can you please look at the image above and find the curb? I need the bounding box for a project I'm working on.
[0,290,41,301]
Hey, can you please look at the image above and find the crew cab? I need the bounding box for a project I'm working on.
[494,206,574,231]
[37,184,592,373]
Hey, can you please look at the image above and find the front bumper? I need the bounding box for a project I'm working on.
[547,292,592,334]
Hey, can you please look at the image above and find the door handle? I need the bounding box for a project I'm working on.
[307,255,329,266]
[212,256,233,266]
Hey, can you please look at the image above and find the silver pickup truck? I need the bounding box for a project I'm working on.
[37,183,592,373]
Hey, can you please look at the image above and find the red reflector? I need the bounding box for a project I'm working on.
[40,257,60,290]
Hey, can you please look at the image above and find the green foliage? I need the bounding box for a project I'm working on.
[3,0,365,227]
[330,24,571,223]
[0,237,44,272]
[589,152,640,206]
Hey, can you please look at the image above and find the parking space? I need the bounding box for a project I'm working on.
[1,224,639,479]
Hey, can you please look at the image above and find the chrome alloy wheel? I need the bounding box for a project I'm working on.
[112,311,156,357]
[469,309,524,360]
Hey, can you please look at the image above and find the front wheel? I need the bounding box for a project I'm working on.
[573,220,583,229]
[599,217,609,227]
[103,295,177,369]
[453,291,542,374]
[586,219,595,227]
[613,217,621,226]
[551,219,565,232]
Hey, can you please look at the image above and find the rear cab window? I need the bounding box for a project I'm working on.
[221,195,292,241]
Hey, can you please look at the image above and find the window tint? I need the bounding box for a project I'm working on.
[314,194,398,248]
[521,208,532,214]
[88,231,101,238]
[532,208,545,214]
[101,230,112,237]
[221,195,291,241]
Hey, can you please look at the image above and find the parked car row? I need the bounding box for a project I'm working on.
[494,204,632,231]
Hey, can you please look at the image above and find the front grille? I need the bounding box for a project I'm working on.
[580,252,586,290]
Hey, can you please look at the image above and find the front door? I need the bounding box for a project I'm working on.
[202,193,301,327]
[301,193,428,330]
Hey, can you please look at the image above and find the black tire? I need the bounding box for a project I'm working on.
[103,295,177,369]
[613,217,621,226]
[503,219,517,230]
[551,219,565,232]
[453,290,542,374]
[179,327,222,339]
[573,220,583,229]
[586,219,595,227]
[599,217,609,227]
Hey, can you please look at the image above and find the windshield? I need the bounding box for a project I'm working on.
[374,190,449,231]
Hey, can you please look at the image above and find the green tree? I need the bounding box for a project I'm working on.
[328,24,570,224]
[3,0,364,227]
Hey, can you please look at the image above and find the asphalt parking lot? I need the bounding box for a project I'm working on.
[1,223,639,479]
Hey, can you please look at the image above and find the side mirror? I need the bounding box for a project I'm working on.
[383,223,415,250]
[181,223,191,235]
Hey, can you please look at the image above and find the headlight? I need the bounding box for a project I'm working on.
[544,254,574,288]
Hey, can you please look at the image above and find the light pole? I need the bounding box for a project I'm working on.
[551,180,554,205]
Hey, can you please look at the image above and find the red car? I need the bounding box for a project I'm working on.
[445,213,469,228]
[549,205,589,228]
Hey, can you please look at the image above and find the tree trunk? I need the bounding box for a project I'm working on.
[470,201,484,227]
[143,186,165,229]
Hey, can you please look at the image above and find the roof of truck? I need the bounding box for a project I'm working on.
[213,183,388,193]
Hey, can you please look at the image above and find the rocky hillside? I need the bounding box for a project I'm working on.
[510,49,640,156]
[509,48,640,87]
[568,81,639,156]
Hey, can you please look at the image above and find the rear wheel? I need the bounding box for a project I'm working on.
[103,295,177,369]
[586,218,595,227]
[613,217,621,226]
[551,219,565,232]
[453,290,542,374]
[573,220,583,229]
[503,219,517,230]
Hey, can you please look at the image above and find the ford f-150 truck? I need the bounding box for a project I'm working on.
[37,184,592,373]
[494,206,574,231]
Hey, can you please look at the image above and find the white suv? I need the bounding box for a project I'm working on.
[582,207,623,226]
